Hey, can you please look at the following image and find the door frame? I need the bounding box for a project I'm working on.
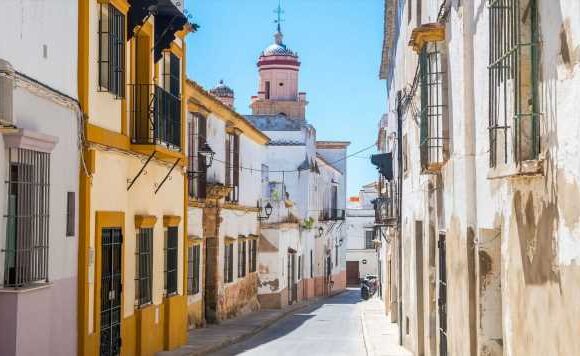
[95,211,125,355]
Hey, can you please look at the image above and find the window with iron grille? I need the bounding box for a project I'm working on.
[66,192,75,237]
[419,42,449,172]
[3,148,50,288]
[162,52,181,97]
[488,0,540,168]
[225,133,240,202]
[237,240,247,278]
[310,250,313,278]
[249,239,257,273]
[188,113,207,199]
[224,243,234,283]
[98,4,125,98]
[187,244,200,295]
[165,227,178,296]
[136,228,153,306]
[365,230,374,249]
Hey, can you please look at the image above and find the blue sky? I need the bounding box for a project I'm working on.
[184,0,386,197]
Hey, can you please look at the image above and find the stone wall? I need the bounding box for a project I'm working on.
[218,272,260,320]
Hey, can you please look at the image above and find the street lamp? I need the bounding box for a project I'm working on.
[198,142,215,169]
[188,142,215,178]
[257,201,273,221]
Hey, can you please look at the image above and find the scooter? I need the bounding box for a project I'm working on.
[360,276,377,300]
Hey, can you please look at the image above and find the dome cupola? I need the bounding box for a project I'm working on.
[210,80,235,108]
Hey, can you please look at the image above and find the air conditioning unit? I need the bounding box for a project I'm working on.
[0,59,14,126]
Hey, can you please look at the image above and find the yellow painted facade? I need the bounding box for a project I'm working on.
[78,1,192,354]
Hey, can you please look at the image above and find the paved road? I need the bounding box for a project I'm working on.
[211,289,369,356]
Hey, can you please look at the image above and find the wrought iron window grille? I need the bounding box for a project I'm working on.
[129,83,182,150]
[165,227,178,296]
[488,0,540,168]
[187,244,201,295]
[135,228,153,306]
[98,4,125,99]
[187,114,210,199]
[419,42,449,173]
[3,148,50,288]
[224,243,234,283]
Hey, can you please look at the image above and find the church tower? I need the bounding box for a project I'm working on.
[250,4,308,119]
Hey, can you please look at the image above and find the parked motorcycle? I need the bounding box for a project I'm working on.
[360,275,378,300]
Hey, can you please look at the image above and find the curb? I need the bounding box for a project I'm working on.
[189,293,342,356]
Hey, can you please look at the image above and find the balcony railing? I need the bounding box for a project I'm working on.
[129,84,181,150]
[319,209,346,221]
[375,180,398,226]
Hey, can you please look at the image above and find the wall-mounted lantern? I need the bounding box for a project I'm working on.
[257,201,273,221]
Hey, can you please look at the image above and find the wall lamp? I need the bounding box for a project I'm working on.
[257,201,273,221]
[187,142,215,177]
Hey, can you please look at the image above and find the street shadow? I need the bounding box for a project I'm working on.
[210,289,365,355]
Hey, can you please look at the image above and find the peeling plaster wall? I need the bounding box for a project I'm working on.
[383,1,580,356]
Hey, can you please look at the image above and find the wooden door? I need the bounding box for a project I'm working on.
[346,261,360,286]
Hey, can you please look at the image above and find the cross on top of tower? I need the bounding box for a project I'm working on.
[274,0,284,34]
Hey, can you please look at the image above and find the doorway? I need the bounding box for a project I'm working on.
[287,251,297,305]
[99,228,123,356]
[346,261,360,286]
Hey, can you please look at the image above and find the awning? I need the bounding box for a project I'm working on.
[370,152,393,181]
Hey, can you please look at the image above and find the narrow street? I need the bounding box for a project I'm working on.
[211,289,410,356]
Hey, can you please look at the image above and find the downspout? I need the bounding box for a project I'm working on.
[463,2,478,355]
[396,90,404,346]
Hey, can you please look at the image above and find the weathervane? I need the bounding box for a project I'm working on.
[274,0,284,33]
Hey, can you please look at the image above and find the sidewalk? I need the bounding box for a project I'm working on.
[361,297,413,356]
[157,297,323,356]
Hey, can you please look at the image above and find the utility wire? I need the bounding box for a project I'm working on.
[205,142,378,175]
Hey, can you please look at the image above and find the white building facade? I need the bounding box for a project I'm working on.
[0,1,79,355]
[345,183,379,286]
[246,25,348,308]
[379,1,580,356]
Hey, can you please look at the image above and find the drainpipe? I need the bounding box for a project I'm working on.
[396,90,403,346]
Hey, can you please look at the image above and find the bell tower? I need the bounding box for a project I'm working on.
[250,2,307,119]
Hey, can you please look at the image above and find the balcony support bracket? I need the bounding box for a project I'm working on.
[154,158,180,194]
[127,151,156,191]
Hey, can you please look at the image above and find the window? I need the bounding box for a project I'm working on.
[66,192,75,237]
[225,132,240,202]
[488,0,540,167]
[3,148,50,287]
[162,52,181,97]
[188,113,207,199]
[136,228,153,306]
[165,227,178,296]
[365,230,374,249]
[419,42,448,172]
[98,3,125,98]
[237,240,247,278]
[187,244,201,295]
[224,243,234,283]
[265,81,271,99]
[298,255,302,280]
[310,250,313,278]
[249,239,257,273]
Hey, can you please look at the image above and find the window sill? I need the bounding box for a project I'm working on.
[189,198,206,208]
[487,159,544,180]
[0,282,52,294]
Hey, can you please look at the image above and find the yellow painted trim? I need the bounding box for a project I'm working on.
[135,215,158,228]
[224,235,237,242]
[409,23,445,52]
[78,0,92,352]
[87,124,131,151]
[187,101,211,116]
[247,234,259,240]
[95,211,125,355]
[169,43,184,59]
[188,199,206,208]
[185,80,270,145]
[221,203,260,213]
[163,215,182,227]
[188,236,203,244]
[98,0,130,14]
[130,144,185,164]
